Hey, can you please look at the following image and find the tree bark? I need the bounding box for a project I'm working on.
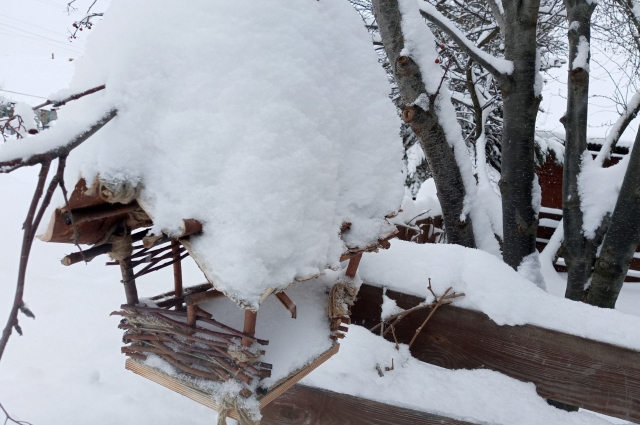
[498,0,542,269]
[372,0,476,248]
[562,0,598,301]
[587,128,640,307]
[422,0,542,268]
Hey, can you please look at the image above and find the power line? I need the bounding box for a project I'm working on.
[31,0,67,11]
[0,89,48,100]
[0,31,84,55]
[0,21,85,51]
[0,13,84,40]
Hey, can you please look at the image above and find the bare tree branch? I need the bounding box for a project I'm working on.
[0,401,32,425]
[32,84,106,111]
[419,4,512,80]
[0,109,117,173]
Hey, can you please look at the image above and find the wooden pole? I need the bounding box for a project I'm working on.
[345,253,362,278]
[187,305,196,327]
[242,310,257,347]
[171,240,183,298]
[120,257,139,305]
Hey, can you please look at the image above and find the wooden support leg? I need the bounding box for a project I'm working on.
[242,310,257,347]
[171,240,183,298]
[187,305,196,327]
[120,257,139,305]
[345,253,362,278]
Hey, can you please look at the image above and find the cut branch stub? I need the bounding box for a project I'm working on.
[402,107,416,123]
[142,219,202,248]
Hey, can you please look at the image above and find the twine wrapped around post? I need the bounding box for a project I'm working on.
[108,231,133,262]
[217,396,261,425]
[327,280,358,319]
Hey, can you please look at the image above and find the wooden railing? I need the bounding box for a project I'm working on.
[256,283,640,424]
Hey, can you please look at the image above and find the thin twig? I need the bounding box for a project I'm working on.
[0,162,50,362]
[408,287,452,348]
[0,401,33,425]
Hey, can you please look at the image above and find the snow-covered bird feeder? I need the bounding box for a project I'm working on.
[38,0,404,422]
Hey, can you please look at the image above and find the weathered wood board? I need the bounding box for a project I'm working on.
[351,283,640,424]
[261,385,477,425]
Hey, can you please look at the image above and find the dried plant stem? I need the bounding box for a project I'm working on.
[408,287,452,348]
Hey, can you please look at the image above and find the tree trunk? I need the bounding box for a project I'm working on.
[562,0,598,301]
[372,0,476,248]
[587,128,640,307]
[498,0,542,269]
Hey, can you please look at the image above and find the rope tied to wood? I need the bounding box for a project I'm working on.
[216,396,261,425]
[327,280,359,319]
[108,230,133,262]
[227,345,261,364]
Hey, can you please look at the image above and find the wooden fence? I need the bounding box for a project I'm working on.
[251,283,640,424]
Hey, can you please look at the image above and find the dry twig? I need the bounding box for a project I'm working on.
[408,287,452,348]
[0,401,33,425]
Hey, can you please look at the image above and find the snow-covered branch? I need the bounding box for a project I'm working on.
[485,0,506,31]
[32,84,106,110]
[594,92,640,167]
[0,109,117,173]
[419,4,514,77]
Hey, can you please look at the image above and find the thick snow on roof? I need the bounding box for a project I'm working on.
[50,0,404,307]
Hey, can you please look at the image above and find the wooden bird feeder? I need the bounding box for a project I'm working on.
[41,177,395,421]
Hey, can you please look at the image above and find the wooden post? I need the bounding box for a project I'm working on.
[242,310,257,347]
[345,253,362,278]
[187,305,196,327]
[171,240,183,298]
[120,257,139,305]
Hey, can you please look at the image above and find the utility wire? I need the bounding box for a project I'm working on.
[0,89,48,100]
[0,31,83,55]
[0,13,84,40]
[0,22,84,50]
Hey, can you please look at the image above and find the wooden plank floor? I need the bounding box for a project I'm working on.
[262,385,477,425]
[351,283,640,424]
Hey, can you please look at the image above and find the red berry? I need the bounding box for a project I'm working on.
[440,44,445,49]
[435,58,440,64]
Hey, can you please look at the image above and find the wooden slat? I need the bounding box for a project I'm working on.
[351,284,640,424]
[125,344,340,417]
[261,385,477,425]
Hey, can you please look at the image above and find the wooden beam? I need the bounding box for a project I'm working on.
[171,240,183,298]
[60,229,149,266]
[120,257,138,305]
[184,289,225,306]
[275,291,297,319]
[242,310,257,347]
[351,284,640,424]
[345,253,362,278]
[65,202,140,225]
[261,385,477,425]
